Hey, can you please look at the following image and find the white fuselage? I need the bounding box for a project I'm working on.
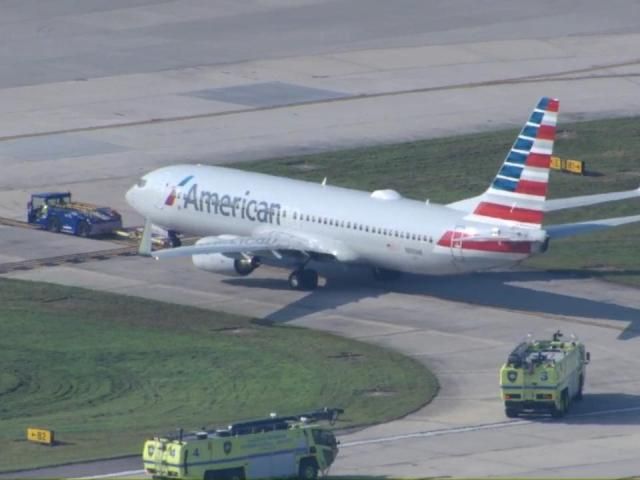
[126,164,536,275]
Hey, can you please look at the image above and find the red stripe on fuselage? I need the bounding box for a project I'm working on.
[525,153,550,168]
[474,202,544,224]
[515,179,547,196]
[437,231,532,254]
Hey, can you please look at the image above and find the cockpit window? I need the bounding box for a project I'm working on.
[136,178,147,188]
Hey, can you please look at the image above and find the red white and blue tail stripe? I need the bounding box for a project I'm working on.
[467,97,558,228]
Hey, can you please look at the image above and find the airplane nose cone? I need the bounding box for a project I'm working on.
[125,186,136,208]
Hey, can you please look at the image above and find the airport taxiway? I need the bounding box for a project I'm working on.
[1,226,640,477]
[1,0,640,477]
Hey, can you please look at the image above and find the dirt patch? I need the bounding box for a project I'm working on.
[360,387,397,397]
[557,129,577,140]
[328,352,363,360]
[284,160,320,171]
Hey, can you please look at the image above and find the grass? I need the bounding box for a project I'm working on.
[0,278,437,472]
[237,116,640,286]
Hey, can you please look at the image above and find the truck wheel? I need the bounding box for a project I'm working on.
[563,390,570,414]
[505,407,518,418]
[552,391,568,418]
[48,217,61,233]
[576,376,584,401]
[551,404,564,419]
[298,459,318,480]
[77,221,90,237]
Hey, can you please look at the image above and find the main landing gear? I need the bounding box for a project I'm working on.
[288,268,319,290]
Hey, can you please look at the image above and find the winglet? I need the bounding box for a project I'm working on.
[138,218,153,256]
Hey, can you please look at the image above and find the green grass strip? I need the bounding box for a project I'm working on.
[0,278,437,471]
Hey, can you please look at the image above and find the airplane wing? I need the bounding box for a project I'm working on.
[544,187,640,211]
[545,214,640,239]
[152,229,358,262]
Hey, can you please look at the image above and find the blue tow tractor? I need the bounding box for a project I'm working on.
[27,192,122,237]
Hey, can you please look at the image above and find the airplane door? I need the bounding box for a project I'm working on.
[450,226,465,261]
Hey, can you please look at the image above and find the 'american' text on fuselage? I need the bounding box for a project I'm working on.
[182,183,282,225]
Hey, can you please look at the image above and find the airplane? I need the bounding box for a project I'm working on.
[125,97,640,290]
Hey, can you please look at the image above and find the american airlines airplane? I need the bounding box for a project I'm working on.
[126,97,640,290]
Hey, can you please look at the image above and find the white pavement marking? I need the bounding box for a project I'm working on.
[341,419,531,447]
[343,405,640,448]
[75,470,145,479]
[78,405,640,478]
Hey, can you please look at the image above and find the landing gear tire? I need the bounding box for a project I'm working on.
[373,267,402,282]
[168,230,182,248]
[289,269,319,290]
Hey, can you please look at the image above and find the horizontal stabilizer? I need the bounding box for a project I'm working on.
[546,215,640,239]
[449,187,640,214]
[544,187,640,211]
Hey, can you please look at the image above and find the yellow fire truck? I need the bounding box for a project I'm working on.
[143,408,343,480]
[500,331,590,418]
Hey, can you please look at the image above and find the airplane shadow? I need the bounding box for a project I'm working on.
[224,266,640,339]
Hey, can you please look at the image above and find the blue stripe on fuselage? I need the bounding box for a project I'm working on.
[178,175,194,186]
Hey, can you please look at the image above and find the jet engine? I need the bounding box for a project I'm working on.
[191,236,260,276]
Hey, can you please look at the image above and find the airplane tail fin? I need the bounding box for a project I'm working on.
[465,97,559,229]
